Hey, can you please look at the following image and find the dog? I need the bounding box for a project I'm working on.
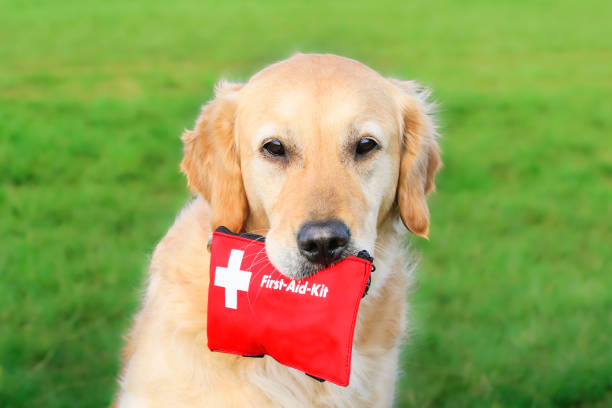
[115,53,441,407]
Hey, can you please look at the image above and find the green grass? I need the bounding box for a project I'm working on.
[1,0,611,406]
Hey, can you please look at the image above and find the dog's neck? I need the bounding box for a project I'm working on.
[352,213,414,359]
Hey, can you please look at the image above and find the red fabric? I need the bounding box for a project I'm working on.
[207,230,372,386]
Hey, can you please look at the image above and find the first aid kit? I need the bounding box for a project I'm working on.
[206,226,374,386]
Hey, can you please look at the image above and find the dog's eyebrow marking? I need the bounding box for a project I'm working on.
[359,121,384,142]
[255,123,279,144]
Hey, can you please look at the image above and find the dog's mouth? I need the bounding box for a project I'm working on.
[281,245,363,280]
[263,220,373,280]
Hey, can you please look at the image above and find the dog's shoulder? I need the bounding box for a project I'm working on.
[118,197,282,406]
[150,196,212,280]
[138,196,213,336]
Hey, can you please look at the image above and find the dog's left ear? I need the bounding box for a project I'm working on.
[389,79,442,239]
[180,80,248,233]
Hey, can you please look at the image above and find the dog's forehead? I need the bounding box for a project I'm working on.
[248,53,384,85]
[237,54,400,128]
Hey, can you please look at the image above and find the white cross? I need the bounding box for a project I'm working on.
[214,249,252,309]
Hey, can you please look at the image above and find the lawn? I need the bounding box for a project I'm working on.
[1,0,611,406]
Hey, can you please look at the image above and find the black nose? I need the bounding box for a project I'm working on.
[297,221,350,264]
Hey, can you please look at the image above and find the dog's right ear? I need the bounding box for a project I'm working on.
[180,80,248,233]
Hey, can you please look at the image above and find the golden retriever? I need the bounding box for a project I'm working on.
[115,53,441,407]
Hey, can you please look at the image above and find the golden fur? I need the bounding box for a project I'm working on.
[116,54,441,407]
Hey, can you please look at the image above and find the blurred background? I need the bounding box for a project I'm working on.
[1,0,610,406]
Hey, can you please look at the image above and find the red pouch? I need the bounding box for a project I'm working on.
[207,226,374,386]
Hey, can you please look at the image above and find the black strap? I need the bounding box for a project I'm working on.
[305,373,326,383]
[356,250,375,298]
[216,226,265,242]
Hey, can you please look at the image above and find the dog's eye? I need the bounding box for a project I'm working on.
[355,138,378,156]
[262,140,286,157]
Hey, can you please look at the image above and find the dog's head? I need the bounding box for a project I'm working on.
[181,54,440,279]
